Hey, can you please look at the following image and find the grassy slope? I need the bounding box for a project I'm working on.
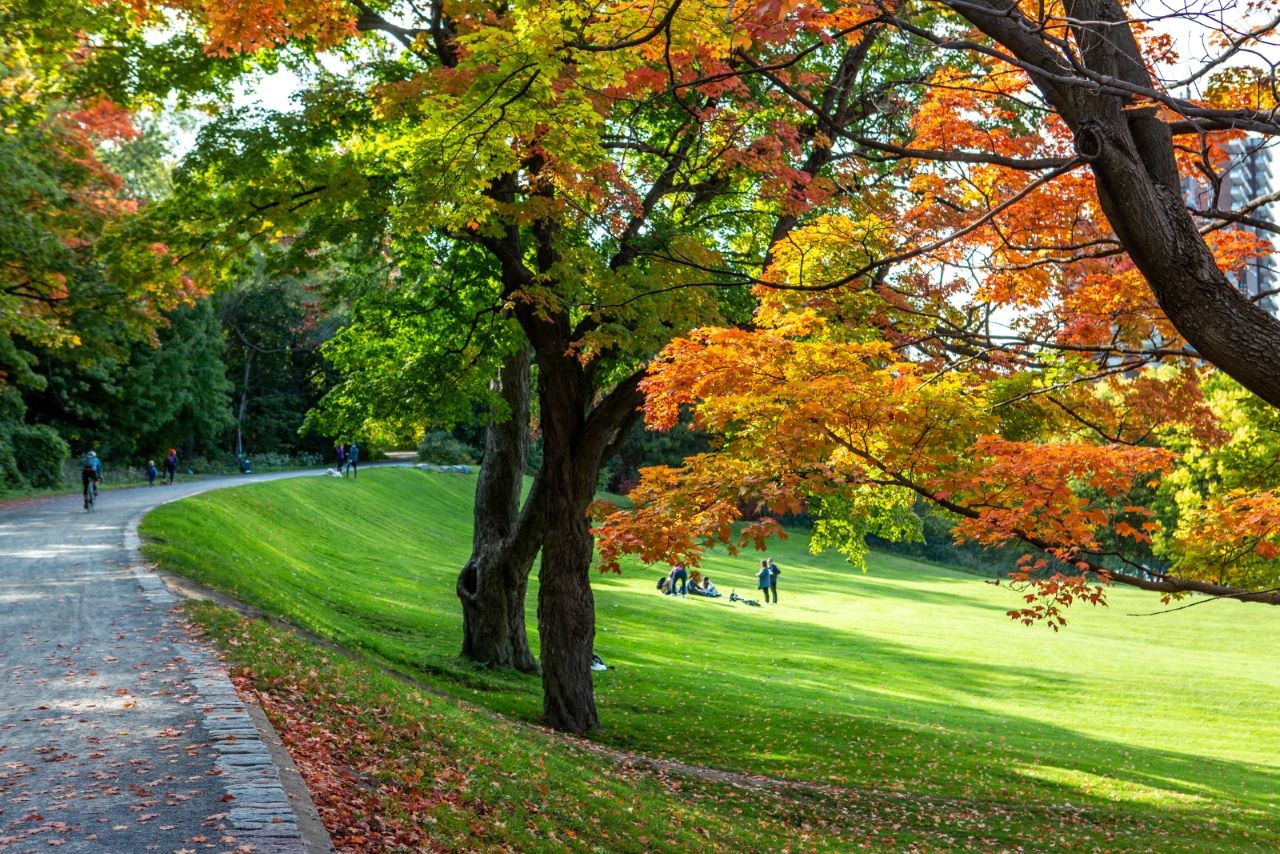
[142,468,1280,850]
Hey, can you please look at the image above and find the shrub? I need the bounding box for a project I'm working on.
[183,454,239,476]
[232,451,323,472]
[0,425,24,489]
[416,431,478,465]
[11,424,70,489]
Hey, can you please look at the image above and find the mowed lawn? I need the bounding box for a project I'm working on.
[141,468,1280,849]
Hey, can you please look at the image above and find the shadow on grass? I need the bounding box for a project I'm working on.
[591,623,1278,840]
[580,587,1279,832]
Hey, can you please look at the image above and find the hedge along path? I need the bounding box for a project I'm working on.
[0,469,360,852]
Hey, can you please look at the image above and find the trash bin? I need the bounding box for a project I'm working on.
[239,457,253,474]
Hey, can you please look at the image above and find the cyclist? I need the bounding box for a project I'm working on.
[81,450,102,509]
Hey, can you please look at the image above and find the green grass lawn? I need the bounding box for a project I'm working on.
[142,468,1280,850]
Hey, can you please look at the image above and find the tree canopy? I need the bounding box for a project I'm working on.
[49,0,1280,729]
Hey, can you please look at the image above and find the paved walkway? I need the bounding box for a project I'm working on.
[0,472,336,853]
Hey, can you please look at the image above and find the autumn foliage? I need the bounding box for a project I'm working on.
[1,1,208,397]
[122,0,1280,657]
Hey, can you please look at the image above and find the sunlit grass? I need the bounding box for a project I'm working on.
[143,468,1280,849]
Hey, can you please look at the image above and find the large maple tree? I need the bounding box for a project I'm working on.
[595,2,1280,621]
[137,0,1280,732]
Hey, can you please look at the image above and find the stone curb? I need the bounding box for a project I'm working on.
[125,496,334,854]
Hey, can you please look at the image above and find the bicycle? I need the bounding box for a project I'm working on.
[82,471,99,512]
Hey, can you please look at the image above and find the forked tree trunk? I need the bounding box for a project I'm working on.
[456,347,542,672]
[480,175,644,731]
[531,353,644,733]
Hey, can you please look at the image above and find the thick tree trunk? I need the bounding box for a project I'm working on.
[529,329,600,732]
[1088,122,1280,406]
[526,331,645,732]
[457,535,538,671]
[456,347,541,672]
[479,171,645,731]
[1065,0,1280,408]
[952,0,1280,409]
[535,452,599,731]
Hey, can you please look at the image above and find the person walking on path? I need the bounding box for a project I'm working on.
[669,564,689,597]
[757,559,774,603]
[164,448,178,484]
[335,441,346,467]
[346,440,360,478]
[146,459,158,486]
[768,558,781,604]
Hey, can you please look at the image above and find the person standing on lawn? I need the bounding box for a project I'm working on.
[757,559,774,604]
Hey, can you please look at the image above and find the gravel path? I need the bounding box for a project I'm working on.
[0,473,337,853]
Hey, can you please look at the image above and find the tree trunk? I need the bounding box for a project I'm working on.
[456,347,541,672]
[457,533,539,671]
[236,349,252,459]
[478,171,645,732]
[536,462,599,732]
[530,347,645,733]
[952,0,1280,409]
[1088,123,1280,406]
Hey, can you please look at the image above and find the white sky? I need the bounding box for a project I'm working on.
[233,68,305,112]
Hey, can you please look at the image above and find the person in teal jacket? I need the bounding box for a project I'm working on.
[345,441,359,478]
[80,451,102,508]
[757,559,774,604]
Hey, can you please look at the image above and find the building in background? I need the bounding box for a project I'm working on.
[1182,135,1280,317]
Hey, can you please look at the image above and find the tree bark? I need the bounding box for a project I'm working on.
[949,0,1280,409]
[523,313,645,731]
[535,444,600,731]
[456,347,542,672]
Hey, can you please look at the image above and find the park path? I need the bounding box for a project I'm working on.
[0,471,342,853]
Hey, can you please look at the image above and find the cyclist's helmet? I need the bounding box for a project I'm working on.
[88,451,97,458]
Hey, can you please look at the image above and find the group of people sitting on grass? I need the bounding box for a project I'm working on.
[657,565,721,598]
[655,558,782,606]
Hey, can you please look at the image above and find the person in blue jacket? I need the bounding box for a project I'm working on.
[757,559,774,603]
[146,460,158,486]
[80,451,102,508]
[345,441,359,478]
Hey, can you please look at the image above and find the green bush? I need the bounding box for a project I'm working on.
[248,451,323,471]
[182,453,238,476]
[416,431,478,465]
[11,423,70,489]
[867,503,1028,578]
[0,425,24,489]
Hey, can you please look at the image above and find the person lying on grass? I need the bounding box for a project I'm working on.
[689,576,721,597]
